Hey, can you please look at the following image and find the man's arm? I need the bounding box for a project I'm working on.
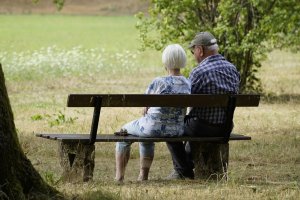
[189,69,207,94]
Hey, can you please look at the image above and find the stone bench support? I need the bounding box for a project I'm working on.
[191,142,229,180]
[58,141,95,182]
[58,140,228,182]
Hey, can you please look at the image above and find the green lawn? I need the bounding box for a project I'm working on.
[0,15,140,51]
[1,15,300,200]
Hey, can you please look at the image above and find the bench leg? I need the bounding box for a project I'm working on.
[58,141,95,182]
[191,142,229,180]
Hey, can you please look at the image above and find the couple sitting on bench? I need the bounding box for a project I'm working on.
[115,32,240,182]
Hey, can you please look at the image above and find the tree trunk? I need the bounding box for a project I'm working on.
[0,63,64,200]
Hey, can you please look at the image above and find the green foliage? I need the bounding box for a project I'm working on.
[31,111,78,127]
[31,114,43,121]
[53,0,65,10]
[136,0,300,92]
[33,0,64,11]
[43,171,60,186]
[46,111,77,127]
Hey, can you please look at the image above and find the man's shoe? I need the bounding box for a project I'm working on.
[165,170,184,180]
[166,170,195,180]
[166,170,189,180]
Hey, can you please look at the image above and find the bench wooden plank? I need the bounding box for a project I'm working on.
[67,94,260,107]
[36,133,251,143]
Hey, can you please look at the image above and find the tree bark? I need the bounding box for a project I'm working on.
[0,63,64,200]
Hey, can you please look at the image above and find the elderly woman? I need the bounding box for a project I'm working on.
[115,44,191,182]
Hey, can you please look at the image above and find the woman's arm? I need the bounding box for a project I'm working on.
[142,78,160,116]
[142,107,149,116]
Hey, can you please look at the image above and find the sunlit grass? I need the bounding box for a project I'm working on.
[0,15,140,52]
[260,50,300,96]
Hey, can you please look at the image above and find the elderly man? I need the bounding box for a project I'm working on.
[166,32,240,179]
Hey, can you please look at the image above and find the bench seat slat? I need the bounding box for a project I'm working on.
[36,133,251,143]
[67,94,260,107]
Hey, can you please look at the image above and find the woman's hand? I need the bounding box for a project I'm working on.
[142,107,149,116]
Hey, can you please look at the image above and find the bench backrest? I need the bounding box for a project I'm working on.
[67,94,260,107]
[67,94,260,144]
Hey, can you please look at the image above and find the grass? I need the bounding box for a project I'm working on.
[1,14,300,199]
[0,15,141,51]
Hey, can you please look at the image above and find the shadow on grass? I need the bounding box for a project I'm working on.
[74,190,120,200]
[262,93,300,104]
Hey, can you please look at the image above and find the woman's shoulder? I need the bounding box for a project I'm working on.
[158,75,189,81]
[150,76,165,85]
[146,77,166,92]
[151,76,173,84]
[151,76,190,88]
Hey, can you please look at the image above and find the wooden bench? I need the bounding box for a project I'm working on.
[36,94,260,182]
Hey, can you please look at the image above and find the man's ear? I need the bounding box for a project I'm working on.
[199,46,204,57]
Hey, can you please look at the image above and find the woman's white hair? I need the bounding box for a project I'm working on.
[162,44,187,70]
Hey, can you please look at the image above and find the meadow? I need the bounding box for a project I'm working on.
[0,15,299,199]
